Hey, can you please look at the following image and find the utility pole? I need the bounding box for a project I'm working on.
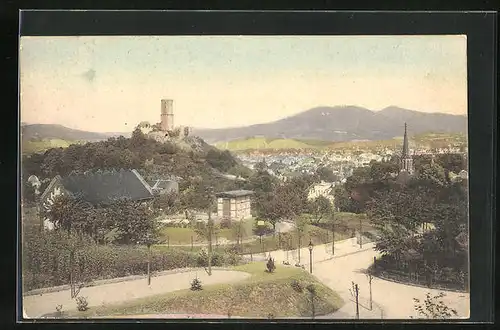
[298,235,301,264]
[147,242,151,286]
[331,214,335,256]
[359,217,363,249]
[206,186,214,276]
[350,282,360,319]
[367,273,373,310]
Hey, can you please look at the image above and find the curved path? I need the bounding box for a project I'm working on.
[23,269,251,318]
[312,248,470,319]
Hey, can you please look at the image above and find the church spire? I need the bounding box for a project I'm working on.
[402,122,409,158]
[399,122,414,176]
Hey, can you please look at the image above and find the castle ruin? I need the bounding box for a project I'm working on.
[138,99,191,143]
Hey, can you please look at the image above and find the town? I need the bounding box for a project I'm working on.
[21,99,469,320]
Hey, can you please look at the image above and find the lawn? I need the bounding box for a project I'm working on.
[158,219,254,245]
[22,139,83,154]
[67,262,344,318]
[239,224,350,255]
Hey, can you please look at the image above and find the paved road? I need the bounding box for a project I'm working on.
[25,237,469,320]
[311,248,470,320]
[23,270,251,318]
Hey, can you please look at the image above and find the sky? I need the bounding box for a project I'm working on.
[19,35,467,132]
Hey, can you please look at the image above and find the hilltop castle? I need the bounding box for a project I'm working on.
[137,99,191,142]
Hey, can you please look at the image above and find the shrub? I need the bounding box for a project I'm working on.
[413,292,458,319]
[190,277,203,291]
[76,296,88,312]
[266,257,276,273]
[22,231,238,291]
[290,279,303,293]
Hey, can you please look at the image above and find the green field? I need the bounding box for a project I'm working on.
[68,262,344,318]
[158,219,254,245]
[214,132,467,152]
[22,139,84,154]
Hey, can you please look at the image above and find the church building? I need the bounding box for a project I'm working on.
[396,123,414,184]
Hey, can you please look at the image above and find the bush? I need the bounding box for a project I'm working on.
[190,277,203,291]
[266,257,276,273]
[290,279,303,293]
[76,297,88,311]
[22,230,239,291]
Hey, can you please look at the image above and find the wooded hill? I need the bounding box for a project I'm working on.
[21,128,252,207]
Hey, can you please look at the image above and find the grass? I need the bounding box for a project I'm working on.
[67,262,344,318]
[21,139,84,154]
[158,219,254,245]
[215,137,325,151]
[156,213,374,255]
[239,224,349,255]
[213,132,466,152]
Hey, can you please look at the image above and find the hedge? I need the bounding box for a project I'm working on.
[22,231,241,292]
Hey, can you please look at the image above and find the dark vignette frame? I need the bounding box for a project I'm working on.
[13,10,496,326]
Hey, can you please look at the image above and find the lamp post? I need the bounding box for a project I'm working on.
[308,240,314,274]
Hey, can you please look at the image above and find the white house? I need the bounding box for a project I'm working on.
[308,182,335,203]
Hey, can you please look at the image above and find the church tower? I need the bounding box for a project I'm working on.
[400,123,414,175]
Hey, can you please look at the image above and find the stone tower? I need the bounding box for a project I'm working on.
[400,122,414,175]
[161,99,174,131]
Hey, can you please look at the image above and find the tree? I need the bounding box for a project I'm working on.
[413,292,458,319]
[316,166,339,183]
[45,195,95,236]
[152,192,181,215]
[308,196,332,225]
[105,198,159,245]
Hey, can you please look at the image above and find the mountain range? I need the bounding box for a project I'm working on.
[22,106,467,144]
[191,106,467,143]
[21,124,129,143]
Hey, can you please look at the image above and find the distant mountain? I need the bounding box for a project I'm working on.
[21,124,129,142]
[191,106,467,143]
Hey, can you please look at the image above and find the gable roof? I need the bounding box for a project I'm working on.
[48,169,154,205]
[151,179,179,194]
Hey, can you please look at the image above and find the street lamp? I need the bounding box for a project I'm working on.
[308,240,314,274]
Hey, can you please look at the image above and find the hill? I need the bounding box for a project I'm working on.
[214,132,467,152]
[21,124,128,142]
[192,106,467,143]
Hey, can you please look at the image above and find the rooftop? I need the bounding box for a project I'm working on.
[43,169,154,205]
[215,190,255,198]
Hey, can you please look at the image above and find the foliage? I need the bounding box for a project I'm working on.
[315,166,339,183]
[266,257,276,273]
[413,292,458,319]
[22,229,240,291]
[364,159,468,289]
[308,196,332,225]
[290,279,304,293]
[45,195,159,245]
[76,297,89,312]
[190,277,203,291]
[22,132,244,213]
[206,149,237,173]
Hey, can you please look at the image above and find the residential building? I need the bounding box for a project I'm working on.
[308,181,335,203]
[216,190,254,222]
[40,169,155,230]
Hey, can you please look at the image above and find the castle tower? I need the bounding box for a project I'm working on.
[400,123,414,175]
[161,99,174,131]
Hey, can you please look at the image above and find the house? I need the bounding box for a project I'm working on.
[308,181,335,203]
[149,179,179,195]
[215,190,254,222]
[40,169,155,230]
